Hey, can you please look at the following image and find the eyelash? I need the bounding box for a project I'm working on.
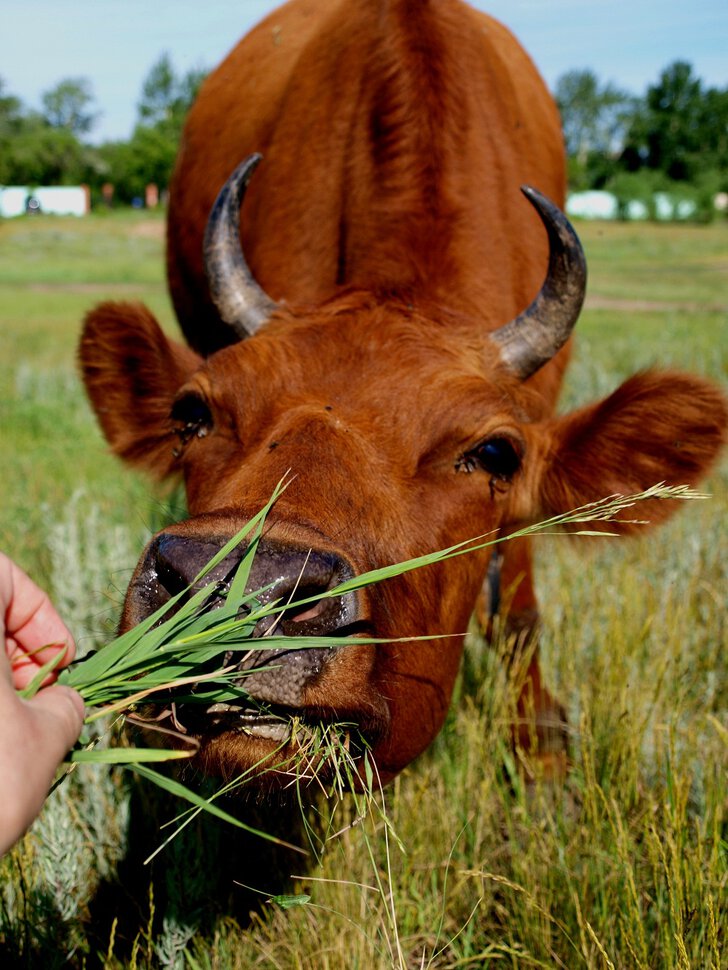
[170,394,213,456]
[456,436,522,481]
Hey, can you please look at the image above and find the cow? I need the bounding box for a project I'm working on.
[79,0,726,786]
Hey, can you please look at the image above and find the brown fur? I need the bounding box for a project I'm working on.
[80,0,727,783]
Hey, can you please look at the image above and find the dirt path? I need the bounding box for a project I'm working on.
[585,294,727,313]
[27,282,153,294]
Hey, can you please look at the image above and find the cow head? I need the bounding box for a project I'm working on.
[80,159,727,784]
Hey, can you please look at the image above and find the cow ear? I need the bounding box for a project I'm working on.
[80,301,202,478]
[527,370,727,534]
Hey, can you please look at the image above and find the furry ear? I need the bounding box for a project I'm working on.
[525,370,727,534]
[80,302,202,478]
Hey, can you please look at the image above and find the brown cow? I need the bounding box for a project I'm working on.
[80,0,726,785]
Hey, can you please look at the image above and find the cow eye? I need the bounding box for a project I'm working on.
[170,393,212,442]
[458,436,522,480]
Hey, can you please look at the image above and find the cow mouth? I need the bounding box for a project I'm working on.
[206,703,305,742]
[173,640,384,745]
[191,699,369,745]
[130,625,385,759]
[155,691,384,788]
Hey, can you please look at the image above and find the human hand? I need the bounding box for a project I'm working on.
[0,553,85,855]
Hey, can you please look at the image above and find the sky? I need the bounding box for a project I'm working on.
[3,0,727,144]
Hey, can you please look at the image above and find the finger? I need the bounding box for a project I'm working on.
[0,683,85,854]
[7,637,74,690]
[0,553,76,666]
[26,685,85,754]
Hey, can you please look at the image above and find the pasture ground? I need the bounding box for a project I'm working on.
[0,212,726,968]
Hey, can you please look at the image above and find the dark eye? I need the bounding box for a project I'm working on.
[458,436,522,480]
[170,393,212,443]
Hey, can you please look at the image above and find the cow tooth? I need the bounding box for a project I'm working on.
[206,702,243,714]
[241,720,292,742]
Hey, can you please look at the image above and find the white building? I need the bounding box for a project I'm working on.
[0,185,90,218]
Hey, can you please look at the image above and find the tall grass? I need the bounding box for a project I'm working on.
[0,214,726,967]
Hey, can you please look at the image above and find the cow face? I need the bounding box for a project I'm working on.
[80,291,727,784]
[81,297,534,779]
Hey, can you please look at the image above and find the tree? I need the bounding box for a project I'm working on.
[556,70,633,161]
[700,87,728,176]
[0,77,23,135]
[621,61,727,183]
[0,78,25,182]
[555,69,636,188]
[41,77,98,135]
[94,55,207,202]
[0,75,106,188]
[4,118,99,185]
[97,54,209,199]
[137,54,206,130]
[98,126,179,203]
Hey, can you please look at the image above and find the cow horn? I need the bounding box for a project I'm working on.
[491,187,587,380]
[203,154,278,340]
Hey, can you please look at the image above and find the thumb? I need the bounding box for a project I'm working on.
[26,684,85,757]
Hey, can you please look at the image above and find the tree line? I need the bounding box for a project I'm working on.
[0,55,205,205]
[556,63,728,219]
[1,55,726,217]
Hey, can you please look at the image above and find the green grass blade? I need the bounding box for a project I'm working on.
[17,643,71,699]
[69,747,194,764]
[128,763,306,854]
[190,476,289,588]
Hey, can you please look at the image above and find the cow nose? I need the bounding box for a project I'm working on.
[129,533,362,639]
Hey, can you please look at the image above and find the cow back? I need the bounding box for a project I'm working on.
[168,0,565,372]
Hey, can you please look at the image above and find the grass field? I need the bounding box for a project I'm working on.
[0,212,726,968]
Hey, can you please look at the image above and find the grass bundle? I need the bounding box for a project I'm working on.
[18,482,707,840]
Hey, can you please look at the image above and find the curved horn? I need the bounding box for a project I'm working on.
[203,154,278,340]
[491,187,587,380]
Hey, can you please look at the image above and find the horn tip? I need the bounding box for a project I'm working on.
[519,184,560,219]
[233,153,264,186]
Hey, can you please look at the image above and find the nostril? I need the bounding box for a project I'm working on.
[270,584,333,632]
[156,551,191,600]
[153,535,230,598]
[126,534,240,628]
[271,582,358,638]
[286,598,327,625]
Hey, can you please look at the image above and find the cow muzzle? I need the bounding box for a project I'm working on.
[124,531,368,716]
